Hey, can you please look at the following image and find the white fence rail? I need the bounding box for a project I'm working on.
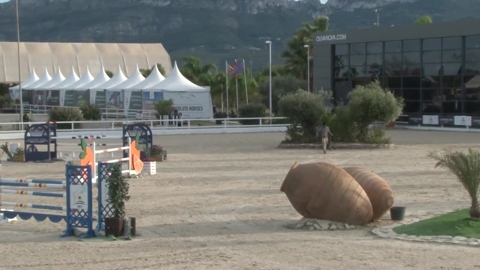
[0,117,289,139]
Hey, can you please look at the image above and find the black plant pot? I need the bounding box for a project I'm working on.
[105,217,124,237]
[390,206,406,221]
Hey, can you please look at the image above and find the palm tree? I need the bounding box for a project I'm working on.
[428,149,480,219]
[140,63,166,77]
[180,56,216,86]
[282,16,329,82]
[105,70,114,78]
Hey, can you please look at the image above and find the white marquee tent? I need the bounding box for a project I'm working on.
[9,68,39,100]
[10,68,39,90]
[127,64,165,90]
[110,65,144,91]
[35,68,66,90]
[147,61,213,119]
[23,68,52,90]
[89,65,127,106]
[91,66,127,91]
[75,66,110,91]
[61,67,94,90]
[8,61,213,119]
[52,67,80,89]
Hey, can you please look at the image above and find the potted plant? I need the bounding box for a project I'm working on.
[149,145,164,162]
[104,163,131,237]
[141,148,157,175]
[12,147,24,162]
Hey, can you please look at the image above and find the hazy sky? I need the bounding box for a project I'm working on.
[0,0,330,4]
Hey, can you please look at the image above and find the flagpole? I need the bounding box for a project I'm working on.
[235,78,239,112]
[243,59,248,104]
[225,61,229,119]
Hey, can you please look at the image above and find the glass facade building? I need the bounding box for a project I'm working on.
[314,19,480,125]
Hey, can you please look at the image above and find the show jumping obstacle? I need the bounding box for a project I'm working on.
[0,163,124,237]
[81,136,139,182]
[0,165,96,237]
[24,122,153,162]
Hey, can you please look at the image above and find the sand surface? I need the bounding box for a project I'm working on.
[0,130,479,270]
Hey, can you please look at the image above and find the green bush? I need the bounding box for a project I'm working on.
[347,81,403,142]
[278,89,331,143]
[327,81,402,144]
[48,107,84,129]
[365,126,391,144]
[329,106,359,143]
[155,99,173,120]
[258,75,307,114]
[80,104,102,120]
[238,103,266,125]
[0,94,12,108]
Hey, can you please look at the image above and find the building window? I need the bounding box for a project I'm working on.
[422,51,441,63]
[466,35,480,49]
[366,54,382,66]
[385,77,402,89]
[403,52,421,64]
[366,54,383,78]
[403,77,422,88]
[403,52,421,77]
[464,88,480,115]
[423,38,442,51]
[402,89,421,100]
[442,63,463,76]
[422,99,442,113]
[350,43,366,55]
[465,62,480,75]
[443,37,462,50]
[334,55,349,78]
[335,44,349,55]
[423,64,442,76]
[465,49,480,62]
[349,66,367,78]
[404,101,421,113]
[403,39,420,52]
[442,50,463,63]
[443,101,462,114]
[350,55,366,66]
[384,53,402,77]
[367,42,383,54]
[385,41,402,53]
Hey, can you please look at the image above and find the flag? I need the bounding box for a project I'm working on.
[228,64,235,74]
[230,59,244,76]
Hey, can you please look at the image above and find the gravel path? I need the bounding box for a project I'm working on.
[0,130,479,270]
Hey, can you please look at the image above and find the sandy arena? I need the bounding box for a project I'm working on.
[0,129,479,270]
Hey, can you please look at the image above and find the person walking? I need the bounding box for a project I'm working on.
[321,122,333,154]
[22,112,30,130]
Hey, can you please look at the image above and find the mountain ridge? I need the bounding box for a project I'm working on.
[0,0,478,70]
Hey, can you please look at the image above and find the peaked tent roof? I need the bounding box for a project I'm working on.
[9,68,39,90]
[111,65,145,90]
[36,68,66,90]
[147,61,205,91]
[60,67,94,90]
[128,63,165,90]
[75,66,111,90]
[91,65,127,90]
[24,68,52,90]
[53,67,80,89]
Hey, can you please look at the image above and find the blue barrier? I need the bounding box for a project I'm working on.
[0,165,95,238]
